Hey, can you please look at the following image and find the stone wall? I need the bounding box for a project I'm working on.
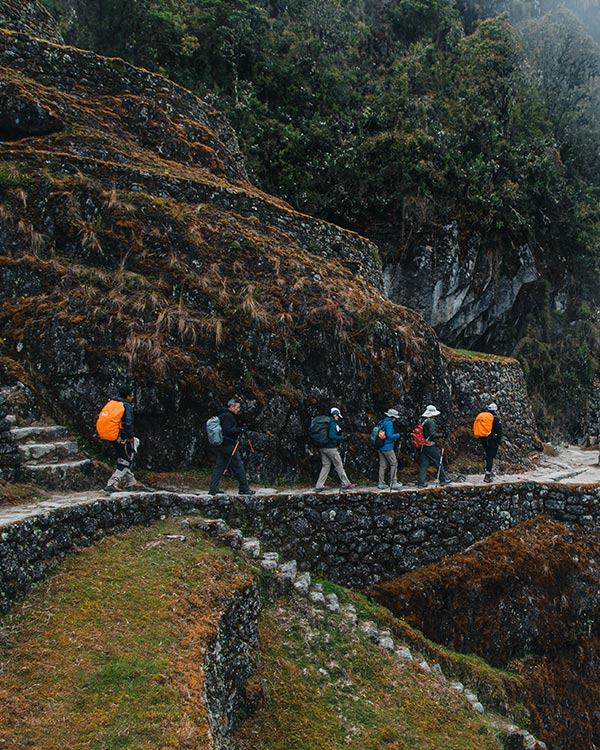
[203,582,261,750]
[3,483,600,613]
[446,353,541,460]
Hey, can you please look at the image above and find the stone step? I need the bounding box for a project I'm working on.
[18,440,79,464]
[10,425,68,443]
[22,459,97,490]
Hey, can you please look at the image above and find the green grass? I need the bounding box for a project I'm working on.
[234,594,512,750]
[0,517,529,750]
[0,482,43,505]
[0,519,247,749]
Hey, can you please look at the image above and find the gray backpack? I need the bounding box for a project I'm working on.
[206,415,223,446]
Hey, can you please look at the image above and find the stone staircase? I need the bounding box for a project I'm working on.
[1,383,106,490]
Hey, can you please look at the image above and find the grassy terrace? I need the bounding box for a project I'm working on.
[0,519,526,749]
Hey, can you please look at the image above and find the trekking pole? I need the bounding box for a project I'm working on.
[436,448,444,487]
[339,440,349,496]
[222,439,240,478]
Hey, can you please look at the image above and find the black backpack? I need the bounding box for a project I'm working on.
[309,415,331,446]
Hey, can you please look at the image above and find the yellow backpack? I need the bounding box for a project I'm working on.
[473,411,494,439]
[96,400,125,441]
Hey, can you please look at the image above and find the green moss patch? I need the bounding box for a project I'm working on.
[0,519,250,749]
[235,590,520,750]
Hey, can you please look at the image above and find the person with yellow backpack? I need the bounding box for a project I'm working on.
[96,384,146,492]
[473,403,502,482]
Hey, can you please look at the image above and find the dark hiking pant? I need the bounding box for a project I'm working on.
[479,437,500,473]
[209,443,250,494]
[107,439,137,488]
[418,445,446,485]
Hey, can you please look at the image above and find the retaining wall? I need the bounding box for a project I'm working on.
[2,483,600,612]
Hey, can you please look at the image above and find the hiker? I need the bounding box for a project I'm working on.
[474,402,502,482]
[208,398,255,496]
[417,404,447,488]
[315,407,355,492]
[102,385,146,492]
[377,408,402,489]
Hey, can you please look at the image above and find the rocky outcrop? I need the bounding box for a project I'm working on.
[0,393,19,481]
[0,0,64,44]
[0,0,451,481]
[383,224,539,351]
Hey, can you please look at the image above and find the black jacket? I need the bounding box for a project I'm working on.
[117,397,135,440]
[488,414,503,445]
[219,409,242,446]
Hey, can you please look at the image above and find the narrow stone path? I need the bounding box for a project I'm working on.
[2,444,600,530]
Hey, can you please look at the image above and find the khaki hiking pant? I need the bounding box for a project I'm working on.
[316,447,351,489]
[378,449,398,485]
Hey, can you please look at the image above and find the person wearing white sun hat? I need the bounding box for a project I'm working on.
[417,404,447,488]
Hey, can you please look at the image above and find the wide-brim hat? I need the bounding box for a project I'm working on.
[385,408,400,418]
[422,405,440,418]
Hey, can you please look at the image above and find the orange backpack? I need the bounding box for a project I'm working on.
[96,399,125,441]
[473,411,494,439]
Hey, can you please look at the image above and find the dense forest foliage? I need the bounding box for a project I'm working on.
[40,0,600,437]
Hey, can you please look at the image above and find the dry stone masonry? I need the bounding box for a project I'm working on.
[3,482,600,613]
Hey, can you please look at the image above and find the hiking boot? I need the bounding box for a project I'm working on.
[209,489,225,496]
[239,488,256,496]
[418,483,427,489]
[314,487,325,493]
[103,485,118,493]
[483,473,493,483]
[343,484,356,490]
[390,482,403,490]
[377,483,388,489]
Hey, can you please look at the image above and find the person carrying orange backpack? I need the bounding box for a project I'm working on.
[473,403,503,482]
[97,384,146,492]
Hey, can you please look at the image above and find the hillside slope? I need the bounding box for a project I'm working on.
[0,0,453,478]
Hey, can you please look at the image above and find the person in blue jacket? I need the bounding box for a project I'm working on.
[315,407,355,491]
[377,408,402,489]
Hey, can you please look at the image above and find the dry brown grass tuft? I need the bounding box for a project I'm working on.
[241,283,271,328]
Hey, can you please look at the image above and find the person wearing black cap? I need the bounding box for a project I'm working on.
[315,407,355,491]
[209,398,255,496]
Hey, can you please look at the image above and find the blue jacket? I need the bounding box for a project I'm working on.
[324,417,346,449]
[379,416,400,452]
